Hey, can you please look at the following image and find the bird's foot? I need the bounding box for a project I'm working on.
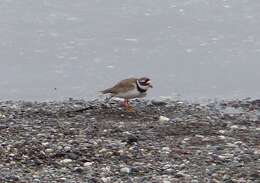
[126,106,135,112]
[123,99,135,112]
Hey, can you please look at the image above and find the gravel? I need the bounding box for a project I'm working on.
[0,99,259,183]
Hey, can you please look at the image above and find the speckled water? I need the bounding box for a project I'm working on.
[1,0,260,101]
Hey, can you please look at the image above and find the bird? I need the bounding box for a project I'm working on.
[101,77,153,111]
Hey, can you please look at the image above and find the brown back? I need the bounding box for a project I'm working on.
[102,78,137,94]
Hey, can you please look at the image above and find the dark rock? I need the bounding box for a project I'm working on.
[6,175,20,182]
[0,124,8,129]
[151,100,167,106]
[250,171,260,180]
[124,135,138,145]
[66,152,79,160]
[73,167,84,173]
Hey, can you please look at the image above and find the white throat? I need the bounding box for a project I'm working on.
[136,80,150,91]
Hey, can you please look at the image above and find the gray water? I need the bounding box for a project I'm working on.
[1,0,260,101]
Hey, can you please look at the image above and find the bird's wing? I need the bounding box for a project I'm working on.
[103,78,137,94]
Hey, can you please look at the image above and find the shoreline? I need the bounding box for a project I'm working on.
[0,99,259,182]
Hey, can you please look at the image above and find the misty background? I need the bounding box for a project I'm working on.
[0,0,260,101]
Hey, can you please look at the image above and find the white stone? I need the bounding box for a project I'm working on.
[99,148,108,153]
[0,113,6,118]
[159,116,170,122]
[120,167,131,174]
[60,159,73,164]
[230,125,239,129]
[162,147,171,153]
[101,166,111,172]
[218,130,226,134]
[239,126,247,130]
[218,135,226,140]
[254,149,260,155]
[195,135,204,138]
[183,135,191,141]
[64,146,71,151]
[56,146,63,150]
[45,148,54,153]
[163,164,172,169]
[84,162,94,167]
[163,180,171,183]
[42,142,49,146]
[191,180,199,183]
[101,177,111,183]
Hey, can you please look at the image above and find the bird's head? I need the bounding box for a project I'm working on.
[137,77,153,90]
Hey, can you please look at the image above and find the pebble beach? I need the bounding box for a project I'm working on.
[0,99,259,182]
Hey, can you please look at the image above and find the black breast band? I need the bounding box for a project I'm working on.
[136,81,147,93]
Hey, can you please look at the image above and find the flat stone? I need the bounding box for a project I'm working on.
[64,146,71,151]
[159,116,170,122]
[84,162,94,167]
[218,135,226,140]
[162,147,171,153]
[230,125,239,129]
[151,99,167,106]
[60,159,73,164]
[218,130,226,134]
[45,148,54,153]
[120,167,131,174]
[101,177,111,183]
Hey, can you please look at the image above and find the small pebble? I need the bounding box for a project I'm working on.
[0,112,6,118]
[45,148,54,153]
[101,177,111,183]
[195,135,204,138]
[84,162,94,167]
[151,99,167,106]
[174,117,183,122]
[230,125,239,129]
[162,147,171,153]
[163,180,171,183]
[191,180,199,183]
[59,177,67,181]
[218,130,226,134]
[64,146,71,151]
[120,167,131,174]
[159,115,170,122]
[42,142,49,146]
[60,159,73,164]
[218,135,226,140]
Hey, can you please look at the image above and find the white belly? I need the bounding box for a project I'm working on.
[114,88,147,99]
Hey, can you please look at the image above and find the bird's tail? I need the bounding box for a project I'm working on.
[99,88,113,103]
[100,88,112,94]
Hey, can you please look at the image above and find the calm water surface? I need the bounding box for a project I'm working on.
[0,0,260,101]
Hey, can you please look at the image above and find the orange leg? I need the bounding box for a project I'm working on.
[123,99,129,108]
[123,99,134,112]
